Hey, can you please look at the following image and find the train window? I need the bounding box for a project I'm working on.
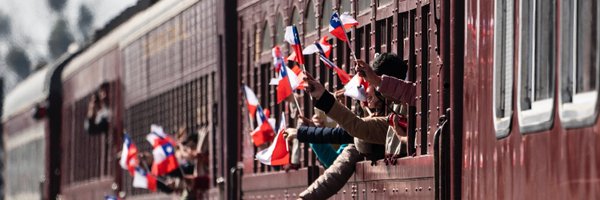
[559,0,599,128]
[321,0,333,31]
[291,7,300,26]
[377,0,393,7]
[305,0,317,34]
[275,15,285,45]
[261,23,272,51]
[517,0,556,133]
[358,0,370,14]
[339,0,351,12]
[493,0,514,138]
[375,17,393,53]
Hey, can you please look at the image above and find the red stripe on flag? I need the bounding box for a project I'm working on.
[147,174,157,192]
[277,76,293,103]
[330,27,348,42]
[292,45,304,64]
[269,129,290,166]
[333,67,351,84]
[250,122,274,147]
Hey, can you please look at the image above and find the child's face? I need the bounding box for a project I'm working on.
[366,86,381,109]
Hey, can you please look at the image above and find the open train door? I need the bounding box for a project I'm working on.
[437,0,464,199]
[396,0,464,199]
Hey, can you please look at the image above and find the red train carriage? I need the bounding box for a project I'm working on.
[60,46,123,199]
[462,0,600,199]
[118,0,223,199]
[4,0,600,199]
[236,0,455,199]
[57,0,231,199]
[2,68,52,200]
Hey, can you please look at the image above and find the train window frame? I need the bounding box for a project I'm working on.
[517,0,556,134]
[320,0,333,33]
[377,0,393,8]
[305,0,317,35]
[558,0,600,128]
[261,22,272,52]
[275,14,285,45]
[493,0,514,138]
[339,0,351,13]
[357,0,370,16]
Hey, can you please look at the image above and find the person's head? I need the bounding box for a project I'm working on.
[97,83,110,104]
[371,53,407,80]
[365,53,406,110]
[181,132,198,149]
[366,85,383,109]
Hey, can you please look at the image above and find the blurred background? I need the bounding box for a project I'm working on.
[0,0,137,95]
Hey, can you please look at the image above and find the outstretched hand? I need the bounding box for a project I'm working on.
[354,59,383,87]
[303,73,326,100]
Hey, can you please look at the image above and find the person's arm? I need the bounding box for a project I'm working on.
[378,75,417,105]
[299,144,361,199]
[314,92,388,144]
[304,73,388,144]
[308,143,339,168]
[296,126,354,144]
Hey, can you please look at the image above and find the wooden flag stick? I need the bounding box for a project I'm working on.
[345,39,358,62]
[292,93,303,118]
[339,17,359,63]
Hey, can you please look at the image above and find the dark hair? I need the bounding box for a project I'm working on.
[371,53,407,80]
[99,82,110,91]
[182,132,198,147]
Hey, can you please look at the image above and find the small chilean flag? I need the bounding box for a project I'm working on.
[319,53,352,84]
[284,25,304,65]
[132,167,157,192]
[119,134,139,175]
[272,46,284,72]
[256,112,290,166]
[329,12,358,42]
[243,85,260,119]
[277,63,294,103]
[250,105,275,146]
[303,40,350,84]
[146,124,176,147]
[344,75,370,102]
[303,36,332,58]
[288,35,331,62]
[151,141,179,176]
[269,65,301,87]
[319,36,333,58]
[339,12,359,29]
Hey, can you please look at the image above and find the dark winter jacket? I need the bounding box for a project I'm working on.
[297,126,354,144]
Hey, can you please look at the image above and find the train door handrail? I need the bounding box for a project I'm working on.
[433,108,450,200]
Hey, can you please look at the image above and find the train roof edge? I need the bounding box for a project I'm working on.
[2,50,81,122]
[61,0,199,81]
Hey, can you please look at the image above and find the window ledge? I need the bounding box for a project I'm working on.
[560,91,599,128]
[494,115,512,139]
[519,98,554,133]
